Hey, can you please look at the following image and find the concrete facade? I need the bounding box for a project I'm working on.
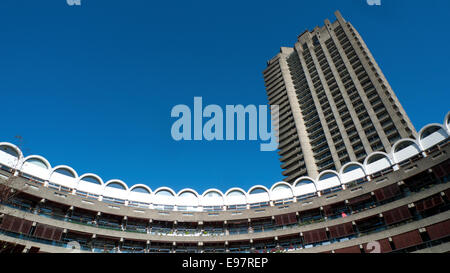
[263,11,417,183]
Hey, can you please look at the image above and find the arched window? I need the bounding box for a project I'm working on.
[293,178,316,199]
[106,182,127,190]
[80,176,102,185]
[179,191,196,198]
[25,158,48,169]
[0,144,21,168]
[54,168,76,178]
[365,152,392,175]
[155,189,174,197]
[271,183,293,204]
[392,139,421,164]
[227,190,245,197]
[204,191,222,198]
[0,145,19,158]
[202,190,224,209]
[340,163,366,185]
[225,189,247,207]
[249,188,268,195]
[177,190,200,209]
[248,186,270,206]
[316,172,341,192]
[419,124,448,150]
[131,187,151,194]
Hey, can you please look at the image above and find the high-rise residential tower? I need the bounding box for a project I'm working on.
[264,11,416,183]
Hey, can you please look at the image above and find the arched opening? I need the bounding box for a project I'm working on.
[0,144,21,169]
[21,156,51,183]
[131,187,151,194]
[80,176,102,185]
[225,189,247,210]
[419,124,448,151]
[153,188,176,211]
[106,182,127,190]
[49,166,78,191]
[293,178,316,201]
[271,183,294,205]
[202,190,224,211]
[365,152,392,176]
[128,185,152,208]
[0,145,19,158]
[75,174,103,198]
[177,190,200,211]
[248,186,270,209]
[316,171,341,194]
[25,158,48,169]
[340,163,366,185]
[392,139,421,165]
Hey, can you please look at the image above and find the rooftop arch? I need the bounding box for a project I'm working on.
[102,179,129,200]
[270,182,294,201]
[74,173,104,195]
[177,188,200,206]
[0,142,23,168]
[364,152,393,175]
[78,173,103,185]
[339,162,366,185]
[104,179,128,191]
[418,123,449,150]
[130,184,152,194]
[224,188,247,205]
[391,138,421,164]
[316,170,341,191]
[247,185,270,204]
[49,165,78,189]
[128,184,152,204]
[21,155,51,181]
[152,187,177,206]
[22,155,51,170]
[293,177,317,197]
[201,189,224,207]
[154,187,176,197]
[51,165,78,178]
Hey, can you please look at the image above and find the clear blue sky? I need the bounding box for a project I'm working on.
[1,0,449,194]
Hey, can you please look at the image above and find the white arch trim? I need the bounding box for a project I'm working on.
[74,173,104,195]
[315,170,341,191]
[270,181,294,201]
[0,142,23,168]
[418,123,449,151]
[104,179,129,191]
[129,184,152,194]
[224,187,248,205]
[177,188,200,206]
[20,155,52,181]
[247,185,271,204]
[293,177,317,197]
[201,189,224,206]
[391,138,421,164]
[364,152,393,175]
[339,162,366,185]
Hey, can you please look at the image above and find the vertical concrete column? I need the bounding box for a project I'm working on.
[299,27,352,170]
[296,33,340,173]
[332,11,391,151]
[322,18,372,160]
[278,48,319,178]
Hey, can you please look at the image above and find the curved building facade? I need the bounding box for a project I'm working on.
[0,112,449,253]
